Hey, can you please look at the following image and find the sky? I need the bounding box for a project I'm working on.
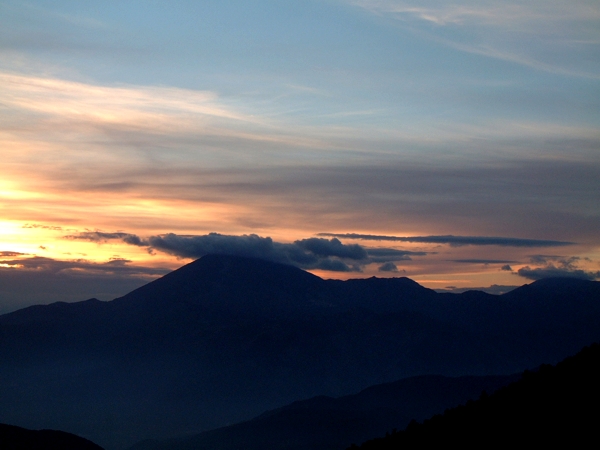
[1,0,599,312]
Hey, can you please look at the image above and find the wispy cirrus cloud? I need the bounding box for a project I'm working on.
[0,71,337,151]
[0,72,248,124]
[350,0,600,78]
[351,0,600,27]
[0,71,371,180]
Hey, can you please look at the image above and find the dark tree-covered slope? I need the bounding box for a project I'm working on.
[354,342,600,449]
[0,423,104,450]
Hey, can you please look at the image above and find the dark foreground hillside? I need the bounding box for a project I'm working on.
[0,423,104,450]
[354,342,600,449]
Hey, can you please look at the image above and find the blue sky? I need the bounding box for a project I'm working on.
[1,0,599,310]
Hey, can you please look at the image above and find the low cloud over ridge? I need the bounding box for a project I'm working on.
[65,231,428,272]
[144,233,427,272]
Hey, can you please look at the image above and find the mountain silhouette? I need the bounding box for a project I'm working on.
[0,254,599,449]
[113,254,327,316]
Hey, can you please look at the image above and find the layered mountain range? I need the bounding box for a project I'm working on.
[0,254,599,449]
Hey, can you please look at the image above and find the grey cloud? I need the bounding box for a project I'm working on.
[147,233,285,262]
[318,233,574,248]
[378,262,398,272]
[528,255,560,264]
[122,234,148,246]
[65,231,148,246]
[105,258,133,267]
[516,255,599,281]
[314,259,353,272]
[65,230,426,273]
[147,233,362,272]
[517,265,600,281]
[450,259,518,264]
[0,251,29,257]
[73,229,574,250]
[366,248,427,263]
[528,255,583,267]
[501,264,513,271]
[294,238,367,260]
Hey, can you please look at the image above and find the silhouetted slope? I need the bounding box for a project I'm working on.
[128,374,518,450]
[354,343,600,449]
[112,254,327,317]
[0,423,104,450]
[0,255,599,449]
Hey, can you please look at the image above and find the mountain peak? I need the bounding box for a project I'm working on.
[504,276,599,300]
[114,254,325,314]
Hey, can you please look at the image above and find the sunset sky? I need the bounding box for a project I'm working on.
[1,0,599,312]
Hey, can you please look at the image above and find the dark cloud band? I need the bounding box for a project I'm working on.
[517,266,600,281]
[515,255,599,281]
[64,231,149,246]
[146,234,372,272]
[64,231,430,272]
[317,233,574,248]
[450,259,518,264]
[0,251,29,257]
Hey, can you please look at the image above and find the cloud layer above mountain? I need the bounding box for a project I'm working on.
[65,232,428,273]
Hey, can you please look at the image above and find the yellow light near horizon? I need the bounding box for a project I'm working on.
[0,220,51,255]
[412,269,522,290]
[0,180,39,200]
